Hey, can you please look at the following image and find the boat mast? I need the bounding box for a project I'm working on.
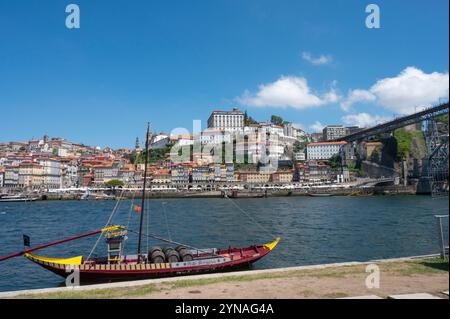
[137,122,150,261]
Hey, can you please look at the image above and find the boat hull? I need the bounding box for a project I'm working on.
[24,240,279,283]
[0,197,39,202]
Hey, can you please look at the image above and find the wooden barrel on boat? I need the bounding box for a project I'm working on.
[165,249,180,263]
[150,246,162,253]
[179,249,193,262]
[150,250,165,263]
[175,245,186,253]
[162,247,174,254]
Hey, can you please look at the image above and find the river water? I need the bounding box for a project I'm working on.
[0,196,448,292]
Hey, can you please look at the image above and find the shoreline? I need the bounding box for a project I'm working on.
[0,185,420,202]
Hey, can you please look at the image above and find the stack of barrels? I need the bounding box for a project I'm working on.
[148,246,194,263]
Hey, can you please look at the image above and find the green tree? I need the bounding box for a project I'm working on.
[327,154,342,171]
[244,110,258,125]
[270,115,284,126]
[393,129,412,160]
[105,179,124,188]
[293,140,303,153]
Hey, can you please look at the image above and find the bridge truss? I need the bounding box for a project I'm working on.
[425,117,449,197]
[337,102,449,143]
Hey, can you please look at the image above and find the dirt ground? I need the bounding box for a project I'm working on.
[137,271,449,299]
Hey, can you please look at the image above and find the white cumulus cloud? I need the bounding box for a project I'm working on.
[302,52,333,65]
[237,76,340,109]
[370,67,449,114]
[342,113,392,128]
[340,89,376,112]
[341,67,449,114]
[309,121,324,132]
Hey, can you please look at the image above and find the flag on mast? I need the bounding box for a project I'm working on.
[133,205,142,213]
[23,235,30,247]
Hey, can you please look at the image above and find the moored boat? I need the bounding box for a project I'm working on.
[307,193,333,197]
[229,190,266,198]
[22,234,280,282]
[0,195,40,202]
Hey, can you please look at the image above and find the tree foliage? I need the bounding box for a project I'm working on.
[270,115,284,126]
[105,179,124,188]
[327,154,342,171]
[244,110,258,125]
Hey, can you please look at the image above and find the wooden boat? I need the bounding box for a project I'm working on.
[22,235,279,282]
[307,193,333,197]
[0,123,279,283]
[229,190,266,198]
[0,195,40,202]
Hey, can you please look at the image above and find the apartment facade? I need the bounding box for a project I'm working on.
[4,165,19,188]
[0,167,4,187]
[171,166,190,184]
[294,161,330,184]
[237,171,271,184]
[39,158,62,189]
[322,125,348,141]
[307,141,347,160]
[18,162,44,189]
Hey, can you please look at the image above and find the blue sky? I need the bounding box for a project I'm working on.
[0,0,448,148]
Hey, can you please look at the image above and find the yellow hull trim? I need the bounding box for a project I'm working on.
[24,253,83,265]
[263,237,281,251]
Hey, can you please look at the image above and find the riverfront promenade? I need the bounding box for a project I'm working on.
[0,184,419,201]
[1,255,448,299]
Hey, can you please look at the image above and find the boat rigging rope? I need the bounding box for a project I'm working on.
[145,199,149,254]
[85,188,125,263]
[122,191,136,253]
[161,201,172,241]
[225,196,278,239]
[126,228,220,257]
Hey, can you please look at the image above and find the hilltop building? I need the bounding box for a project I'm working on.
[207,107,244,132]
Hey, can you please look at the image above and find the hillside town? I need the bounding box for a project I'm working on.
[0,107,377,194]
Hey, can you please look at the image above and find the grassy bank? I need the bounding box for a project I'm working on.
[8,257,449,299]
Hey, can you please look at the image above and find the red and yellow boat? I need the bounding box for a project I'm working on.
[22,234,280,282]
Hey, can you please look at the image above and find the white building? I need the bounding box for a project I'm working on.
[257,123,285,136]
[4,165,19,188]
[0,168,4,187]
[60,159,79,188]
[307,141,347,160]
[207,107,244,132]
[294,151,306,161]
[170,134,196,147]
[39,158,62,189]
[151,133,171,149]
[201,129,231,145]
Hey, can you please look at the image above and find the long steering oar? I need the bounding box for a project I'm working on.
[0,225,121,262]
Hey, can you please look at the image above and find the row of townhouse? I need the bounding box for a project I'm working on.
[237,170,293,184]
[294,161,331,184]
[1,157,64,190]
